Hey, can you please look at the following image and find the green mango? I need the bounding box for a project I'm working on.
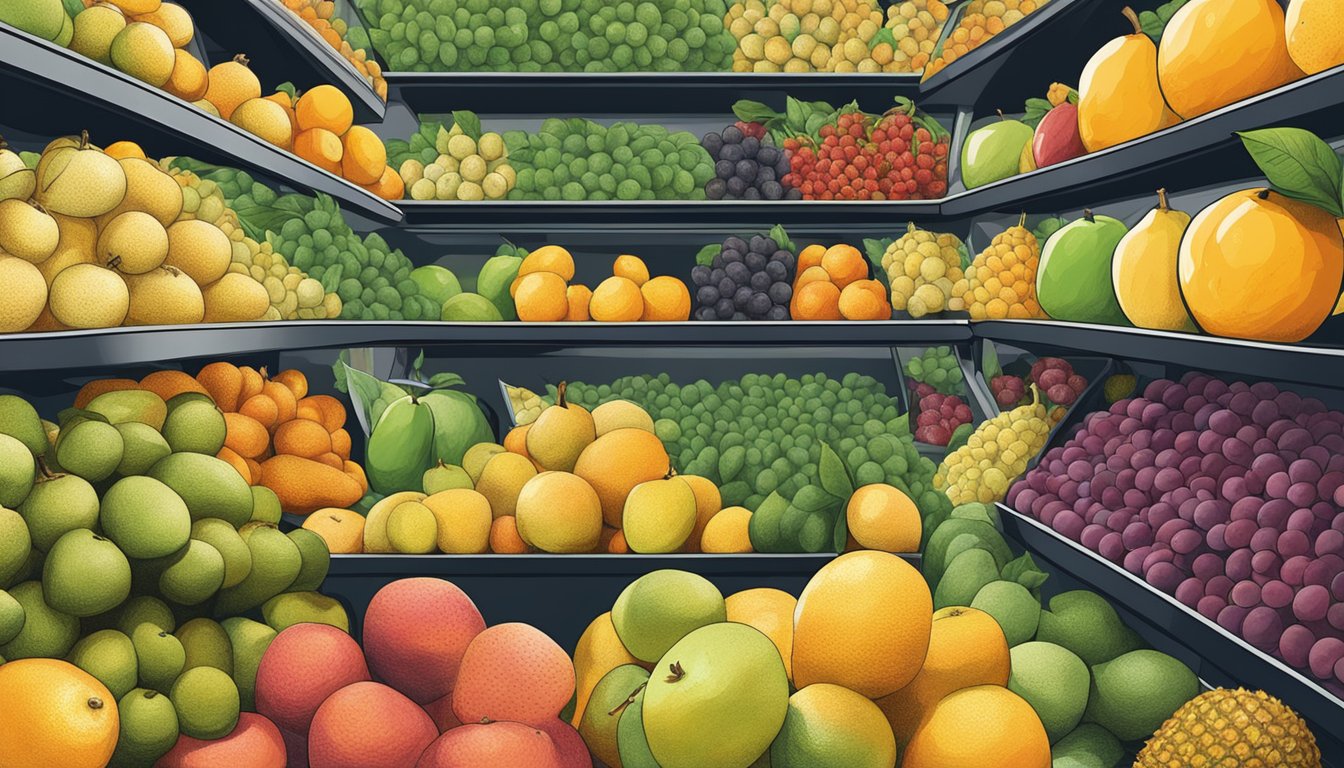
[1036,211,1131,326]
[477,254,522,321]
[419,388,494,468]
[365,395,436,495]
[0,395,47,457]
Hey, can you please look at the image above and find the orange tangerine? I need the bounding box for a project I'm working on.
[340,125,385,185]
[295,83,354,135]
[566,284,592,321]
[845,483,920,552]
[230,97,294,151]
[518,245,576,282]
[0,659,119,768]
[639,275,691,321]
[821,243,869,288]
[589,275,643,322]
[133,2,193,47]
[838,279,892,321]
[204,54,261,120]
[612,254,650,285]
[792,280,843,320]
[362,165,404,201]
[103,141,146,160]
[163,49,208,101]
[514,271,569,322]
[294,127,343,175]
[797,243,826,275]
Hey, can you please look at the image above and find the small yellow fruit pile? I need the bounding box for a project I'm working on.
[934,384,1050,504]
[922,0,1048,80]
[401,124,516,201]
[878,0,952,73]
[882,223,966,317]
[726,0,885,72]
[511,247,691,323]
[949,213,1047,320]
[279,0,387,99]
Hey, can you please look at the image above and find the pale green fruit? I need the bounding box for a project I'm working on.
[109,21,175,88]
[161,399,227,455]
[116,595,175,636]
[213,524,300,615]
[70,3,127,64]
[617,684,660,768]
[54,416,124,483]
[612,570,725,663]
[19,473,98,551]
[68,629,138,700]
[960,118,1034,189]
[422,462,472,495]
[171,666,240,740]
[644,623,789,768]
[190,518,251,590]
[131,622,185,693]
[261,591,349,633]
[221,617,276,710]
[580,664,650,768]
[409,265,462,306]
[85,389,167,430]
[285,528,330,592]
[0,434,34,509]
[0,588,24,645]
[249,486,282,525]
[0,198,59,263]
[0,394,46,457]
[1084,649,1198,741]
[622,476,695,554]
[108,689,179,768]
[158,539,225,606]
[971,580,1041,646]
[147,453,253,527]
[0,580,79,659]
[42,529,131,617]
[113,422,171,476]
[0,0,66,41]
[1007,641,1090,742]
[176,617,233,675]
[100,476,191,559]
[0,507,30,586]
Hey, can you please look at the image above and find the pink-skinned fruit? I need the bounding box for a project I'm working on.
[308,681,437,768]
[415,721,564,768]
[452,623,576,727]
[154,712,288,768]
[1033,102,1088,168]
[362,578,486,704]
[256,623,370,735]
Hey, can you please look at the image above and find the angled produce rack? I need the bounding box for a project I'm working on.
[0,24,402,224]
[179,0,387,122]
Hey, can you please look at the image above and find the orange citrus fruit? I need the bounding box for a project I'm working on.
[103,141,146,160]
[340,125,386,185]
[519,245,576,282]
[612,254,650,285]
[362,165,404,201]
[0,658,120,768]
[162,49,208,102]
[230,97,294,151]
[294,127,344,175]
[1178,188,1344,342]
[295,83,354,136]
[821,243,869,288]
[838,279,892,321]
[797,243,826,275]
[589,276,644,322]
[902,685,1051,768]
[204,54,261,121]
[514,271,569,322]
[566,284,592,321]
[846,483,921,552]
[639,276,691,321]
[792,280,843,320]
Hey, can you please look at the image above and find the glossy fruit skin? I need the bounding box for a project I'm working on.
[1157,0,1305,119]
[1078,10,1180,152]
[1285,0,1344,75]
[1113,192,1196,331]
[1178,189,1344,342]
[1032,103,1087,167]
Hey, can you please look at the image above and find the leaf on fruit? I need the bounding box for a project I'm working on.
[61,0,84,17]
[1237,128,1344,218]
[832,506,849,554]
[982,342,1003,381]
[1001,552,1050,591]
[869,27,897,51]
[946,422,975,453]
[1066,87,1080,105]
[451,111,483,140]
[785,97,809,133]
[769,224,796,253]
[819,442,855,499]
[1139,0,1190,42]
[1021,97,1053,129]
[792,483,840,513]
[427,372,467,390]
[695,243,720,267]
[275,82,298,101]
[733,99,780,125]
[411,349,426,379]
[319,264,343,294]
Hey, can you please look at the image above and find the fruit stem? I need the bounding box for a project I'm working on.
[1121,6,1142,35]
[234,54,251,67]
[0,134,8,151]
[87,697,103,710]
[1017,212,1027,228]
[608,682,648,717]
[996,109,1006,121]
[1156,188,1169,211]
[79,129,90,151]
[556,381,568,408]
[1257,189,1271,200]
[665,661,685,683]
[35,456,59,479]
[1083,208,1095,223]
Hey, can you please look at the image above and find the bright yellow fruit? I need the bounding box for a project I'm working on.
[1286,0,1344,74]
[570,611,646,726]
[515,471,603,553]
[902,685,1051,768]
[1112,188,1195,331]
[845,483,921,553]
[622,475,697,553]
[0,256,46,332]
[1078,7,1180,152]
[423,488,492,554]
[0,658,119,768]
[725,587,796,679]
[700,506,753,553]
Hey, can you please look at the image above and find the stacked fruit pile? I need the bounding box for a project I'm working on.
[507,248,692,323]
[506,118,716,201]
[936,385,1052,504]
[948,213,1048,320]
[691,230,797,321]
[395,118,517,201]
[0,133,307,334]
[252,578,588,766]
[1008,373,1344,690]
[277,0,389,99]
[549,371,954,549]
[989,355,1089,427]
[354,0,737,72]
[700,121,798,201]
[76,364,369,518]
[880,222,967,317]
[921,0,1050,80]
[904,345,965,395]
[723,0,951,73]
[904,347,974,447]
[0,383,342,767]
[791,242,891,321]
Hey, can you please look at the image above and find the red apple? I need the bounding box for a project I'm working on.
[1032,102,1088,168]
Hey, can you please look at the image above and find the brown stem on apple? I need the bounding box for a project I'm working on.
[996,109,1006,121]
[1121,6,1142,35]
[557,380,569,408]
[1083,209,1095,223]
[608,682,648,717]
[1156,188,1169,211]
[665,661,685,683]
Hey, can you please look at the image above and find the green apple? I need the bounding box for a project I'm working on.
[1036,211,1131,325]
[409,265,462,307]
[961,115,1035,189]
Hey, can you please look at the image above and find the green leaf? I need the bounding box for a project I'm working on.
[61,0,84,17]
[337,360,395,431]
[818,442,855,499]
[233,205,298,242]
[1033,217,1067,241]
[319,264,343,294]
[275,82,298,100]
[749,491,790,552]
[411,350,426,379]
[1001,552,1050,590]
[1022,97,1053,129]
[1237,128,1344,217]
[769,224,795,253]
[785,96,808,132]
[982,342,1003,381]
[428,372,467,390]
[1066,88,1080,105]
[862,237,895,290]
[1139,0,1190,42]
[792,484,840,513]
[869,27,896,50]
[946,422,975,453]
[695,243,720,267]
[733,99,781,124]
[832,507,850,554]
[452,110,483,140]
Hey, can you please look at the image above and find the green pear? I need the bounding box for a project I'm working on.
[285,528,329,592]
[84,390,167,430]
[1036,210,1131,325]
[581,664,650,768]
[422,462,472,495]
[176,617,233,675]
[69,3,126,64]
[100,476,191,559]
[960,114,1035,189]
[67,629,138,700]
[158,540,225,606]
[612,570,726,663]
[108,689,179,768]
[18,472,98,551]
[1036,590,1142,666]
[148,453,253,527]
[43,529,131,617]
[0,0,67,41]
[161,399,227,455]
[54,416,124,483]
[0,580,79,659]
[1008,641,1090,742]
[1084,650,1198,741]
[190,518,252,589]
[113,422,171,477]
[131,622,185,693]
[409,265,462,306]
[0,394,48,456]
[477,254,522,320]
[0,433,34,508]
[213,524,300,616]
[116,595,175,636]
[249,486,282,525]
[0,506,31,585]
[221,617,276,710]
[172,666,240,740]
[618,683,660,768]
[0,588,24,645]
[365,395,436,495]
[260,591,348,633]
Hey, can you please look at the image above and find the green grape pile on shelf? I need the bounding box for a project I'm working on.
[546,371,951,551]
[354,0,736,72]
[905,345,965,394]
[503,118,715,200]
[175,164,439,322]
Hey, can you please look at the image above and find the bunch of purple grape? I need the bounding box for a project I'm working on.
[1007,373,1344,688]
[689,234,796,321]
[700,123,800,201]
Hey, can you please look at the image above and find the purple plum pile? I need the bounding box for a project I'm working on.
[1007,373,1344,690]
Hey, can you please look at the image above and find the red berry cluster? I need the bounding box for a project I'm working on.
[912,382,973,445]
[1029,357,1088,406]
[782,111,949,200]
[991,374,1028,408]
[735,120,767,140]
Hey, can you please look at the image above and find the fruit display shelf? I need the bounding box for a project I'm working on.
[0,23,402,225]
[0,321,973,374]
[177,0,386,122]
[997,503,1344,760]
[384,71,923,118]
[973,320,1344,390]
[942,64,1344,215]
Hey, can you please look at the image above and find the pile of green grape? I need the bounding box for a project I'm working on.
[548,372,950,527]
[354,0,736,72]
[503,118,715,200]
[904,345,965,394]
[195,167,438,322]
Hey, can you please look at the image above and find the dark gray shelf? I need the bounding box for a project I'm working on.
[325,552,859,577]
[177,0,385,122]
[0,23,402,224]
[942,64,1344,215]
[998,504,1344,760]
[973,320,1344,389]
[0,321,972,373]
[385,71,921,116]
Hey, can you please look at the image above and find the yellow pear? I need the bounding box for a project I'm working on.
[36,214,98,285]
[362,491,427,553]
[571,612,646,726]
[514,471,603,553]
[1079,7,1181,152]
[475,452,537,519]
[35,131,127,217]
[49,263,129,328]
[622,474,697,553]
[525,381,596,472]
[96,157,183,228]
[1112,189,1195,331]
[0,136,36,203]
[97,210,169,275]
[591,399,655,436]
[1285,0,1344,74]
[69,3,127,65]
[123,265,203,326]
[0,199,59,263]
[1158,0,1305,119]
[0,256,46,332]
